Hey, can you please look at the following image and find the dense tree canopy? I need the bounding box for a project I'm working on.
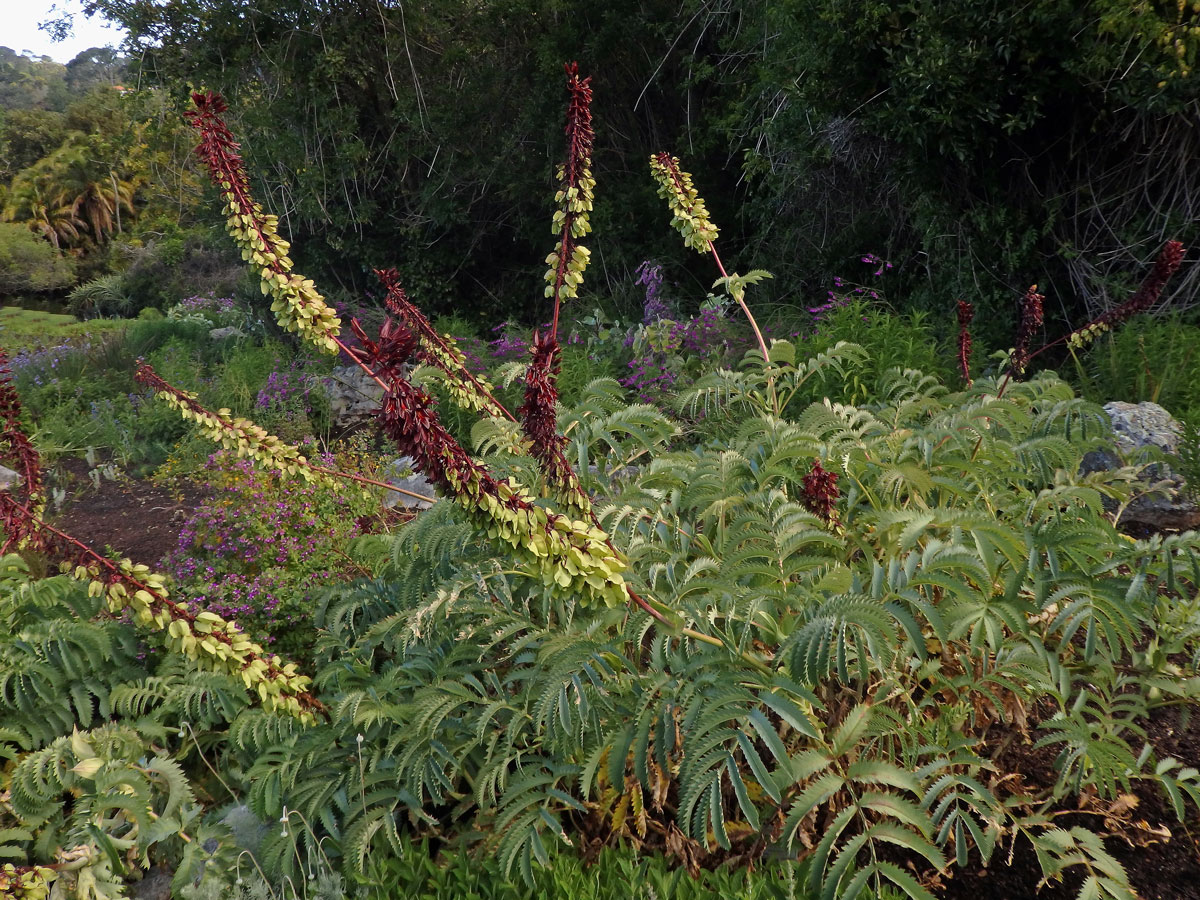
[32,0,1200,327]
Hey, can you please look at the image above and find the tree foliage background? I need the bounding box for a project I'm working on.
[66,0,1200,330]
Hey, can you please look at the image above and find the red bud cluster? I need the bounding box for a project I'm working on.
[520,331,589,513]
[0,349,42,550]
[802,458,840,525]
[562,62,594,206]
[1009,285,1045,375]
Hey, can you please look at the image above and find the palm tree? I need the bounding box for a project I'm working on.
[3,138,136,252]
[70,171,135,243]
[5,181,85,252]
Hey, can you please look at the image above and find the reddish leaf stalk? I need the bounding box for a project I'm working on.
[956,301,974,386]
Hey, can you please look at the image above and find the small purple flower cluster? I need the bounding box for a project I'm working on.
[809,253,893,324]
[174,294,236,316]
[165,452,371,653]
[7,341,83,387]
[636,260,670,324]
[861,253,893,277]
[256,359,311,412]
[620,308,750,403]
[489,321,531,360]
[454,335,490,372]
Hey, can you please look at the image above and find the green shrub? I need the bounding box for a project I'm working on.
[0,222,75,294]
[790,299,954,407]
[66,272,133,318]
[359,841,810,900]
[1072,312,1200,414]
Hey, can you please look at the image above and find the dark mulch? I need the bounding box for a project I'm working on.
[938,705,1200,900]
[48,459,207,566]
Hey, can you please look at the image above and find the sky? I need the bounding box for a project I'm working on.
[0,0,127,63]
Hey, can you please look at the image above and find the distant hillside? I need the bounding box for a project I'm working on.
[0,45,125,112]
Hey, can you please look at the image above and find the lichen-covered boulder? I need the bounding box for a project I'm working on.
[1092,401,1199,533]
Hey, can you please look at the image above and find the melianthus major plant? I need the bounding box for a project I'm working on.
[2,62,1200,900]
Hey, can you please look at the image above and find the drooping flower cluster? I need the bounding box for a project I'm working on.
[186,91,341,353]
[136,362,431,505]
[802,457,840,525]
[1066,240,1186,350]
[0,863,54,899]
[957,300,975,386]
[353,321,628,607]
[0,479,320,721]
[375,268,509,419]
[135,362,350,494]
[520,330,591,517]
[1009,284,1045,375]
[649,152,719,253]
[544,63,595,318]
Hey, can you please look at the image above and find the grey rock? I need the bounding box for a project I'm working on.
[314,365,386,428]
[1093,401,1200,533]
[208,326,245,341]
[383,456,437,510]
[131,866,173,900]
[0,464,20,492]
[1079,448,1122,476]
[1104,400,1181,454]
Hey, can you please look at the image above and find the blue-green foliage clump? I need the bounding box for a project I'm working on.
[6,338,1198,900]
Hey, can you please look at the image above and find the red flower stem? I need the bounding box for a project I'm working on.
[708,245,770,364]
[308,463,434,504]
[655,160,771,365]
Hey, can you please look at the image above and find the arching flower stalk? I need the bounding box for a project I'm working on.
[520,63,596,516]
[0,349,43,550]
[545,62,595,338]
[956,301,975,386]
[2,353,319,720]
[649,152,773,409]
[1003,241,1187,392]
[133,361,435,505]
[186,91,341,354]
[1063,239,1185,350]
[354,318,629,608]
[0,490,321,722]
[375,268,512,421]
